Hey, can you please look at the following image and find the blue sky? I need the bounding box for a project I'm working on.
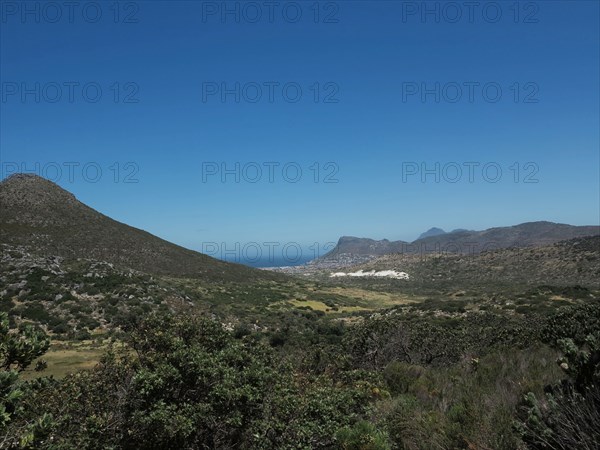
[1,1,599,264]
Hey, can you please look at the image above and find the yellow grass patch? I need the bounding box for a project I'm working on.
[321,286,423,308]
[22,342,106,380]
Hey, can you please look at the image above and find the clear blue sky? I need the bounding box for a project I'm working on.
[1,1,599,264]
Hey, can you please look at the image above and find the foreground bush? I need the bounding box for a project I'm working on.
[518,333,600,450]
[378,345,562,450]
[0,312,51,447]
[5,314,380,449]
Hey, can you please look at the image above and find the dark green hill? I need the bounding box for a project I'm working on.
[0,174,277,282]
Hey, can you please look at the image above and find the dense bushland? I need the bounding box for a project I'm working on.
[1,302,599,449]
[1,314,383,449]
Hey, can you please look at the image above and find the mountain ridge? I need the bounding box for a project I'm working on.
[323,221,600,259]
[352,235,600,289]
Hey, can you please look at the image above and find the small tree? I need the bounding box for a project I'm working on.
[0,312,52,447]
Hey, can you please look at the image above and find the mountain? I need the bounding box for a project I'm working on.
[356,235,600,289]
[418,227,447,239]
[322,221,599,260]
[0,174,276,282]
[325,236,408,257]
[412,221,600,254]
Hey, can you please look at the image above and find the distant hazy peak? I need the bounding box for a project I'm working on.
[323,221,600,260]
[417,227,447,240]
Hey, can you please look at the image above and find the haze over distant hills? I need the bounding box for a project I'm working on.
[0,174,276,281]
[417,227,471,240]
[2,174,598,272]
[417,227,447,239]
[323,222,600,259]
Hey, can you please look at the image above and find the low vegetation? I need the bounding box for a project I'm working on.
[1,295,599,449]
[1,233,599,448]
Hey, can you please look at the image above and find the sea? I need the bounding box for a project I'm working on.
[218,254,314,268]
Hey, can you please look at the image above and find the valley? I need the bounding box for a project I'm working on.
[1,174,599,449]
[3,3,599,447]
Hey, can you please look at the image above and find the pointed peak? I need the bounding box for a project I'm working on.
[1,173,63,188]
[2,172,46,183]
[0,173,77,207]
[418,227,447,240]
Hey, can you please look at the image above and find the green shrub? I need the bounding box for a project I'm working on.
[70,329,92,341]
[383,361,425,396]
[336,420,390,450]
[19,304,52,324]
[51,322,70,334]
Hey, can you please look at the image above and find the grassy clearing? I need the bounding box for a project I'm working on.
[321,286,424,308]
[288,299,330,311]
[287,299,370,314]
[285,286,424,314]
[22,340,107,380]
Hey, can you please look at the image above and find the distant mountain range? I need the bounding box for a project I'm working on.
[323,222,600,259]
[417,227,471,239]
[355,235,600,289]
[0,174,277,281]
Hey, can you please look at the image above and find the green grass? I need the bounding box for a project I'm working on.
[22,340,107,380]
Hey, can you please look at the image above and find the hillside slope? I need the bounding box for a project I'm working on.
[0,174,276,282]
[357,235,600,288]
